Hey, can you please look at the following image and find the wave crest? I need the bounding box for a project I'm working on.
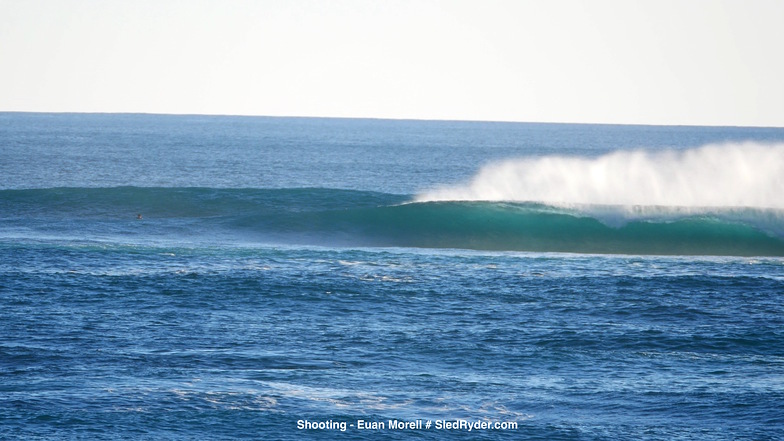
[415,143,784,209]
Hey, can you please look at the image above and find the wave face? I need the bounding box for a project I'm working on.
[3,187,784,256]
[416,143,784,208]
[318,201,784,256]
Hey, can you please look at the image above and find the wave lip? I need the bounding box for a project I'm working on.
[415,143,784,209]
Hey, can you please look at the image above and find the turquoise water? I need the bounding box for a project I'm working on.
[1,113,784,439]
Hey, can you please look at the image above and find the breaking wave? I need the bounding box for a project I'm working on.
[416,143,784,209]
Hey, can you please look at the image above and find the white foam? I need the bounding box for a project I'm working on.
[416,143,784,209]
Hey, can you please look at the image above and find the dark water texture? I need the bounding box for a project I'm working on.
[2,243,784,440]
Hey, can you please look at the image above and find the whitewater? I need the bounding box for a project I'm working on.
[417,142,784,208]
[2,113,783,440]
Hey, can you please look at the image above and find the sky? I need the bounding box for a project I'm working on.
[1,0,783,127]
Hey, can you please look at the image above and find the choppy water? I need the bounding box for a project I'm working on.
[2,113,783,440]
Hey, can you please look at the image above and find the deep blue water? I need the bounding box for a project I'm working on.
[1,113,784,440]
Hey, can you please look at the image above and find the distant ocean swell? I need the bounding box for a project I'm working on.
[3,187,784,256]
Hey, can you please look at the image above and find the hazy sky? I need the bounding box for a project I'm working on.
[2,0,783,126]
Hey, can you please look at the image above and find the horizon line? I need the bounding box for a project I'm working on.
[1,109,782,130]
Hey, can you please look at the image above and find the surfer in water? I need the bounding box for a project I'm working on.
[136,213,143,220]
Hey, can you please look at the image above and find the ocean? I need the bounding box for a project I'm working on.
[1,113,783,440]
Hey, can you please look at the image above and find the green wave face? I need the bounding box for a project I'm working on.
[3,187,784,256]
[307,202,784,256]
